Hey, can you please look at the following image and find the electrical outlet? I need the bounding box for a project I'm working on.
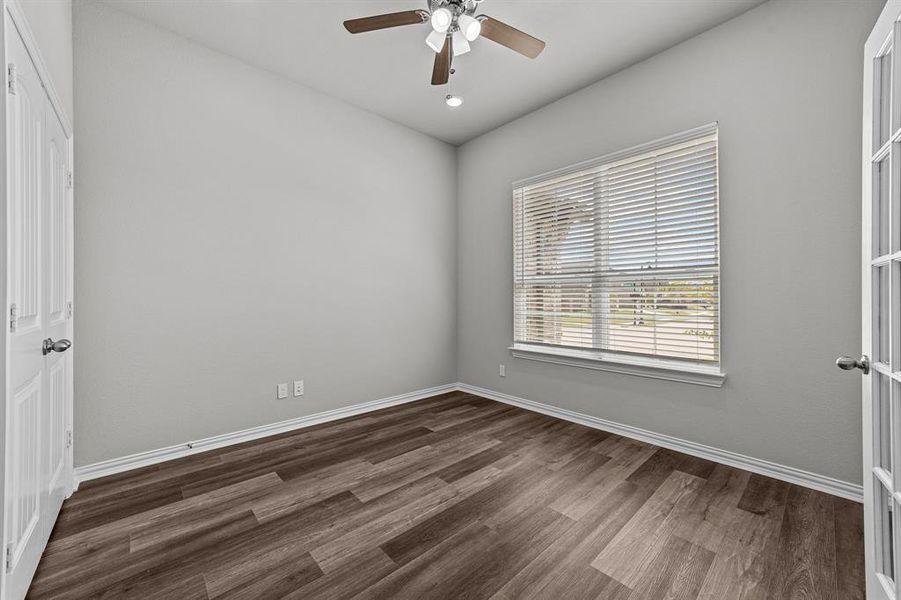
[277,383,288,399]
[294,380,304,397]
[499,364,506,377]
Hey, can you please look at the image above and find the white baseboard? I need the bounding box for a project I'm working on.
[73,383,458,487]
[74,381,863,504]
[456,383,864,503]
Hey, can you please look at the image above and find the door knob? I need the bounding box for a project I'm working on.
[42,338,71,356]
[836,354,870,374]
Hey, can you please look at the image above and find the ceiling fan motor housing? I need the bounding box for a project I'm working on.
[430,0,480,22]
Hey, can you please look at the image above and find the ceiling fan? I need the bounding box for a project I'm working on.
[343,0,545,87]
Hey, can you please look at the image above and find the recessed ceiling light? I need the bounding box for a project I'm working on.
[446,95,463,108]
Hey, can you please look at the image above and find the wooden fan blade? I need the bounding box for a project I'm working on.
[431,36,452,85]
[479,17,545,59]
[343,10,426,34]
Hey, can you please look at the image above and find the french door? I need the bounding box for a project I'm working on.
[2,11,73,600]
[861,2,901,599]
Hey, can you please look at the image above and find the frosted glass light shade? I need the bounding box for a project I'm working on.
[425,30,446,53]
[430,8,452,32]
[458,14,481,41]
[452,30,470,56]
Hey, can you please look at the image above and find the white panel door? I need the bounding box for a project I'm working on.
[3,15,72,600]
[861,2,901,600]
[42,74,69,527]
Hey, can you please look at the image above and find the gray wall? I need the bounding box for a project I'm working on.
[19,0,73,124]
[457,0,882,486]
[73,3,457,466]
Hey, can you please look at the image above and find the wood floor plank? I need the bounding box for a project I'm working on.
[490,480,651,600]
[481,444,603,530]
[431,438,527,484]
[355,520,496,599]
[358,504,574,600]
[628,535,715,600]
[696,537,770,600]
[250,458,384,522]
[764,486,838,600]
[191,483,427,598]
[380,454,570,568]
[441,506,576,598]
[738,473,791,517]
[182,424,438,497]
[279,548,396,600]
[420,402,503,431]
[203,551,322,599]
[50,483,187,539]
[548,443,654,521]
[668,464,751,553]
[590,470,705,587]
[348,434,501,502]
[35,510,260,599]
[131,472,284,552]
[43,471,285,562]
[101,573,211,600]
[27,392,864,600]
[626,447,687,490]
[311,464,505,573]
[834,496,865,600]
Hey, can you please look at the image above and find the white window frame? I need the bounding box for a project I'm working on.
[510,123,726,387]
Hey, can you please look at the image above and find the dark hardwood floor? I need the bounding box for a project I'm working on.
[28,391,864,599]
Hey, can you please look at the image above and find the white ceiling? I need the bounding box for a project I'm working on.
[100,0,765,145]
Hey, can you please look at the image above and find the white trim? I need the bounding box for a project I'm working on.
[5,0,72,138]
[73,381,863,504]
[73,383,458,487]
[509,343,726,388]
[457,383,863,502]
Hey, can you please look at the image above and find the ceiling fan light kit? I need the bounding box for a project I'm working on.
[343,0,545,100]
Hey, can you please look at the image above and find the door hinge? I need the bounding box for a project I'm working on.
[66,301,73,319]
[9,303,17,333]
[66,429,72,449]
[66,171,73,189]
[7,63,15,95]
[5,542,13,573]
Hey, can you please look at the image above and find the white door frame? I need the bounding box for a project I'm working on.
[0,1,73,598]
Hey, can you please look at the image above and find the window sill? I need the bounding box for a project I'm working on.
[508,344,726,388]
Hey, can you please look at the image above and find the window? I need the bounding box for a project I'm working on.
[512,124,722,384]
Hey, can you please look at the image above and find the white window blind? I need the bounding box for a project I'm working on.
[513,124,720,366]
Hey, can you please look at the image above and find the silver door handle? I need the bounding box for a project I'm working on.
[836,354,870,374]
[42,338,71,356]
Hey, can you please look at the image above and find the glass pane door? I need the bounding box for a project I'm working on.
[866,14,901,600]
